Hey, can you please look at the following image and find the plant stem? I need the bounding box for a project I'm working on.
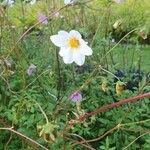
[123,132,150,150]
[55,48,61,100]
[0,127,49,150]
[74,92,150,122]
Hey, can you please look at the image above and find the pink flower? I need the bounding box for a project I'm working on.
[70,91,82,102]
[38,13,48,24]
[27,64,36,76]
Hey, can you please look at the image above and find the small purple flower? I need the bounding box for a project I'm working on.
[27,64,36,76]
[38,13,48,24]
[70,91,82,102]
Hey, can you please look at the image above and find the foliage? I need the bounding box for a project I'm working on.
[0,0,150,150]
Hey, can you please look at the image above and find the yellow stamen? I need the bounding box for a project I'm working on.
[68,37,80,48]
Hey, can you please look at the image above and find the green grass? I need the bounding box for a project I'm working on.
[108,45,150,72]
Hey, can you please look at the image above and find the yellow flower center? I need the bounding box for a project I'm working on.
[68,37,80,48]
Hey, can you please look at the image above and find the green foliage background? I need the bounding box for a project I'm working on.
[0,0,150,149]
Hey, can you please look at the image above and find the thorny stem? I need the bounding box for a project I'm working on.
[72,92,150,123]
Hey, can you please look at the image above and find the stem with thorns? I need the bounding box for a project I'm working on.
[72,92,150,123]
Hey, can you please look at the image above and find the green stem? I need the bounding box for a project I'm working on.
[55,48,61,100]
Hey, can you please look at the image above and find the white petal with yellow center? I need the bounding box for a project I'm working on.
[50,31,69,47]
[50,30,93,66]
[69,30,82,39]
[63,53,73,64]
[68,37,80,49]
[73,51,85,66]
[59,47,71,58]
[79,39,93,56]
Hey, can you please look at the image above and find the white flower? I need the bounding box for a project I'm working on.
[30,0,36,5]
[50,30,93,66]
[64,0,73,5]
[7,0,14,7]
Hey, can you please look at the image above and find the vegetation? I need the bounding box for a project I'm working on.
[0,0,150,149]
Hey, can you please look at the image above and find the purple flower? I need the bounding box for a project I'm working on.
[38,13,48,24]
[27,64,36,76]
[70,91,82,102]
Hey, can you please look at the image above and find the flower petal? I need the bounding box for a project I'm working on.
[63,53,73,64]
[50,31,69,47]
[27,64,36,76]
[58,31,69,36]
[38,13,48,24]
[64,0,72,5]
[70,91,82,102]
[59,48,73,64]
[59,47,65,57]
[79,40,93,56]
[73,51,85,66]
[69,30,82,39]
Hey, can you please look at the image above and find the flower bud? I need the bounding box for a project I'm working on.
[116,81,124,95]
